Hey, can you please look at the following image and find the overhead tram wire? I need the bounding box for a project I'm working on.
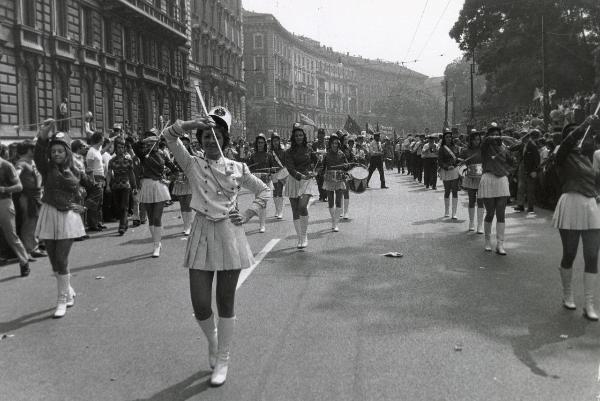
[403,0,430,62]
[415,0,454,61]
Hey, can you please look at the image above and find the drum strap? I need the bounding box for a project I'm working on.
[272,152,284,169]
[443,145,457,162]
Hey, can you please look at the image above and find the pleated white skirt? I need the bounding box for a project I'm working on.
[183,213,255,271]
[553,192,600,230]
[35,203,86,240]
[478,173,510,198]
[284,177,318,198]
[139,178,171,203]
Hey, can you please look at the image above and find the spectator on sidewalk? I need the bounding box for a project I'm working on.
[85,132,105,231]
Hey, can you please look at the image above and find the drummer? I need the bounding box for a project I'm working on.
[312,129,328,202]
[247,133,274,233]
[438,129,461,219]
[459,129,484,233]
[322,133,349,232]
[340,133,355,220]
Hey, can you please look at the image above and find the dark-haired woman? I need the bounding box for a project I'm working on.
[172,134,196,235]
[322,134,348,232]
[270,133,286,220]
[133,135,175,257]
[478,125,515,255]
[552,116,600,320]
[247,133,274,233]
[164,107,270,386]
[340,134,355,219]
[34,120,86,318]
[438,130,461,219]
[285,123,318,248]
[460,130,484,232]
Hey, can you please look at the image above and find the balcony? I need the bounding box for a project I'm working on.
[78,46,101,67]
[199,65,222,82]
[123,61,139,78]
[141,66,166,84]
[104,0,187,43]
[101,53,120,74]
[224,73,236,88]
[14,25,43,54]
[50,35,76,61]
[235,79,246,93]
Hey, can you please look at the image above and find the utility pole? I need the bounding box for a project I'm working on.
[541,12,549,124]
[444,79,449,129]
[470,48,475,124]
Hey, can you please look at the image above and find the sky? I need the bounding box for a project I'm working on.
[242,0,466,78]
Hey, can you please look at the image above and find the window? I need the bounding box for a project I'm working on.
[253,33,263,49]
[82,7,93,46]
[253,56,263,72]
[255,83,265,97]
[179,0,186,21]
[104,19,112,53]
[22,0,35,27]
[18,67,37,128]
[55,0,67,36]
[124,28,132,59]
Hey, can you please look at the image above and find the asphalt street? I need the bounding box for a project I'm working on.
[2,169,600,401]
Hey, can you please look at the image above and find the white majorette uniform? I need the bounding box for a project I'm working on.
[164,122,270,271]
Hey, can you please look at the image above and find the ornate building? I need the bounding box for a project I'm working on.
[0,0,190,140]
[188,0,245,137]
[243,11,427,141]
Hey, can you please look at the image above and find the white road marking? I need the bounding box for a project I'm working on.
[237,238,280,289]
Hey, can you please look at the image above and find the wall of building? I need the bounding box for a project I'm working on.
[242,11,428,141]
[0,0,190,141]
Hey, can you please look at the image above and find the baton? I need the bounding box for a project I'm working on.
[578,100,600,149]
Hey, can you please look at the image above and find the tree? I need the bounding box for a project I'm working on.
[449,0,600,112]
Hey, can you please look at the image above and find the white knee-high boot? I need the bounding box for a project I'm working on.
[484,221,493,252]
[258,208,266,233]
[476,208,484,234]
[293,219,302,248]
[496,222,506,255]
[329,208,339,232]
[299,215,309,248]
[274,198,283,219]
[342,198,349,219]
[444,198,450,217]
[583,273,598,321]
[559,267,576,310]
[196,315,218,369]
[152,226,162,258]
[53,273,70,318]
[182,212,192,235]
[451,197,458,219]
[468,208,475,231]
[210,316,236,386]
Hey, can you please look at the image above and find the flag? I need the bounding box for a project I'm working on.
[299,114,317,127]
[343,115,362,135]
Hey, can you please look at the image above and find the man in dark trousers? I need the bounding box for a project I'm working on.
[312,128,328,201]
[366,132,388,189]
[512,129,541,214]
[57,97,68,132]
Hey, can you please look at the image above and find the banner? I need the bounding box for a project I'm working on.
[299,114,317,127]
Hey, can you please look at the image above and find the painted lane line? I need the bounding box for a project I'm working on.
[237,238,280,289]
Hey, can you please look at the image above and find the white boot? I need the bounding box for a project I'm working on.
[299,215,309,248]
[258,208,266,233]
[468,208,475,231]
[293,219,302,248]
[583,273,598,321]
[196,315,218,369]
[451,197,458,220]
[53,273,70,318]
[274,198,283,219]
[342,198,349,220]
[444,198,450,217]
[496,222,506,255]
[210,316,235,387]
[484,221,493,252]
[329,208,339,232]
[476,208,484,234]
[152,226,162,258]
[182,212,192,236]
[559,268,576,310]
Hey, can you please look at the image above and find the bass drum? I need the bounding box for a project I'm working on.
[347,165,369,194]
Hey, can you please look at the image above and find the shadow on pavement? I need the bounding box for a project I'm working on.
[303,229,597,378]
[128,370,212,401]
[71,253,151,272]
[0,307,55,332]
